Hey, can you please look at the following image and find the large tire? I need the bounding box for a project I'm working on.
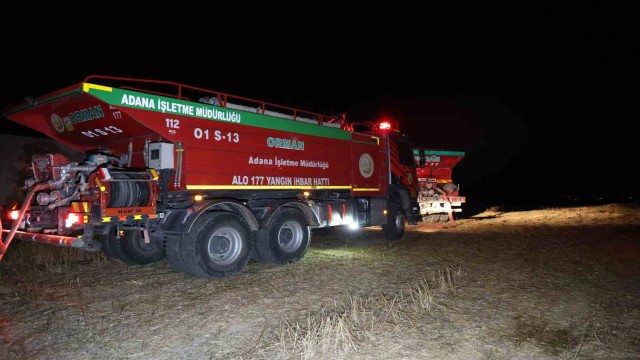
[166,235,198,276]
[253,208,310,265]
[100,227,136,264]
[382,203,405,241]
[120,230,165,265]
[170,212,252,278]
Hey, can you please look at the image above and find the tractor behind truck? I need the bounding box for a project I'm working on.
[1,76,430,278]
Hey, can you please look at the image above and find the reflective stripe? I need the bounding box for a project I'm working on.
[186,185,352,190]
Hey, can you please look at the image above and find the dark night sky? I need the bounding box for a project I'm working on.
[1,29,636,205]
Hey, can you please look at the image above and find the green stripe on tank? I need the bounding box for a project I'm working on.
[86,86,352,141]
[413,149,465,156]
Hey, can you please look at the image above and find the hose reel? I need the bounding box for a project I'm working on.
[107,173,151,208]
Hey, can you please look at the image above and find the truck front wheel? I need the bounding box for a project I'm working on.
[382,203,405,241]
[253,208,310,265]
[173,212,252,278]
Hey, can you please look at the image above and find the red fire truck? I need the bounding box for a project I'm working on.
[0,76,423,278]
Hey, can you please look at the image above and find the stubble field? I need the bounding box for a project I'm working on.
[1,204,639,359]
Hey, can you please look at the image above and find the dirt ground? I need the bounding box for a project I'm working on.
[1,204,639,359]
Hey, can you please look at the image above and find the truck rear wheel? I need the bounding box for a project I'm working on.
[172,212,252,278]
[100,228,134,264]
[382,203,405,241]
[101,228,165,265]
[166,236,199,276]
[253,208,310,265]
[120,230,165,265]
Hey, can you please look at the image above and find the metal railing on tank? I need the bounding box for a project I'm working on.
[84,75,346,128]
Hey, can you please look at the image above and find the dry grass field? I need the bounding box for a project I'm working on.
[1,204,639,359]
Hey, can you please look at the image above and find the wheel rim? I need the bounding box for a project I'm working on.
[277,220,304,253]
[207,226,243,265]
[395,211,405,233]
